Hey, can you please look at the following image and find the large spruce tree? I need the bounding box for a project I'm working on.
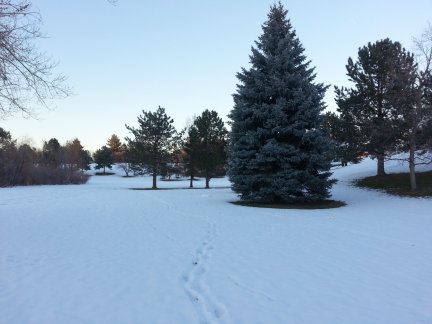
[228,3,335,203]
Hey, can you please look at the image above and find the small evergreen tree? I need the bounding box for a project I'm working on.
[93,146,113,174]
[42,138,62,168]
[228,3,335,203]
[183,124,200,188]
[125,106,179,189]
[193,110,227,189]
[80,149,92,171]
[323,112,363,166]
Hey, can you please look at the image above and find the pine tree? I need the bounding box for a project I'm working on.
[193,110,227,189]
[106,134,124,162]
[125,106,179,189]
[183,124,200,188]
[228,3,335,203]
[42,138,62,168]
[335,39,416,176]
[93,146,113,174]
[323,112,363,166]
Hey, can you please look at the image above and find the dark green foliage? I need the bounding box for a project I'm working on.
[93,146,113,174]
[323,112,363,166]
[183,123,201,187]
[193,110,227,188]
[335,39,417,175]
[0,127,12,142]
[228,3,335,203]
[80,149,92,171]
[42,138,62,168]
[126,106,180,188]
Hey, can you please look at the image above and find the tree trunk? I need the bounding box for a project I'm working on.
[103,166,106,174]
[377,153,385,176]
[205,177,210,189]
[189,174,193,188]
[409,134,417,191]
[152,172,157,189]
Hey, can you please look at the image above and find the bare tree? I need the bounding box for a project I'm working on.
[0,0,70,119]
[414,23,432,74]
[405,25,432,190]
[117,162,131,177]
[392,25,432,191]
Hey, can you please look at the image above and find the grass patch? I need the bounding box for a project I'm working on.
[354,171,432,197]
[231,200,346,210]
[95,172,115,176]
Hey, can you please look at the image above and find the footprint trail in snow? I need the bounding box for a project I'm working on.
[182,220,230,324]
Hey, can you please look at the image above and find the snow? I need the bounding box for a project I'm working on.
[0,159,431,323]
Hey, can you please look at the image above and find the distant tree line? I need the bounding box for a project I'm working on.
[0,128,90,186]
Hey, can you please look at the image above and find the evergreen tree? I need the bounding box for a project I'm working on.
[125,106,179,189]
[80,149,92,171]
[194,110,227,189]
[228,3,335,203]
[93,146,113,174]
[183,124,200,188]
[323,112,363,166]
[335,39,416,176]
[107,134,124,162]
[42,138,62,168]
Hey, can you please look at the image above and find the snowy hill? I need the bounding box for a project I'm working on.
[0,159,431,323]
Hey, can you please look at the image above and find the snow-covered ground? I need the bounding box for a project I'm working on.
[0,159,431,324]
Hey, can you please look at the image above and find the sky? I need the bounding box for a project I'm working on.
[2,0,432,152]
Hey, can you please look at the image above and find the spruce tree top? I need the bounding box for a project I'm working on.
[232,3,326,131]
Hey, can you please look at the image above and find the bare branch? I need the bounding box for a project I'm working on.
[414,23,432,75]
[0,0,71,119]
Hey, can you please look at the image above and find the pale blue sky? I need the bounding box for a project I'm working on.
[2,0,432,151]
